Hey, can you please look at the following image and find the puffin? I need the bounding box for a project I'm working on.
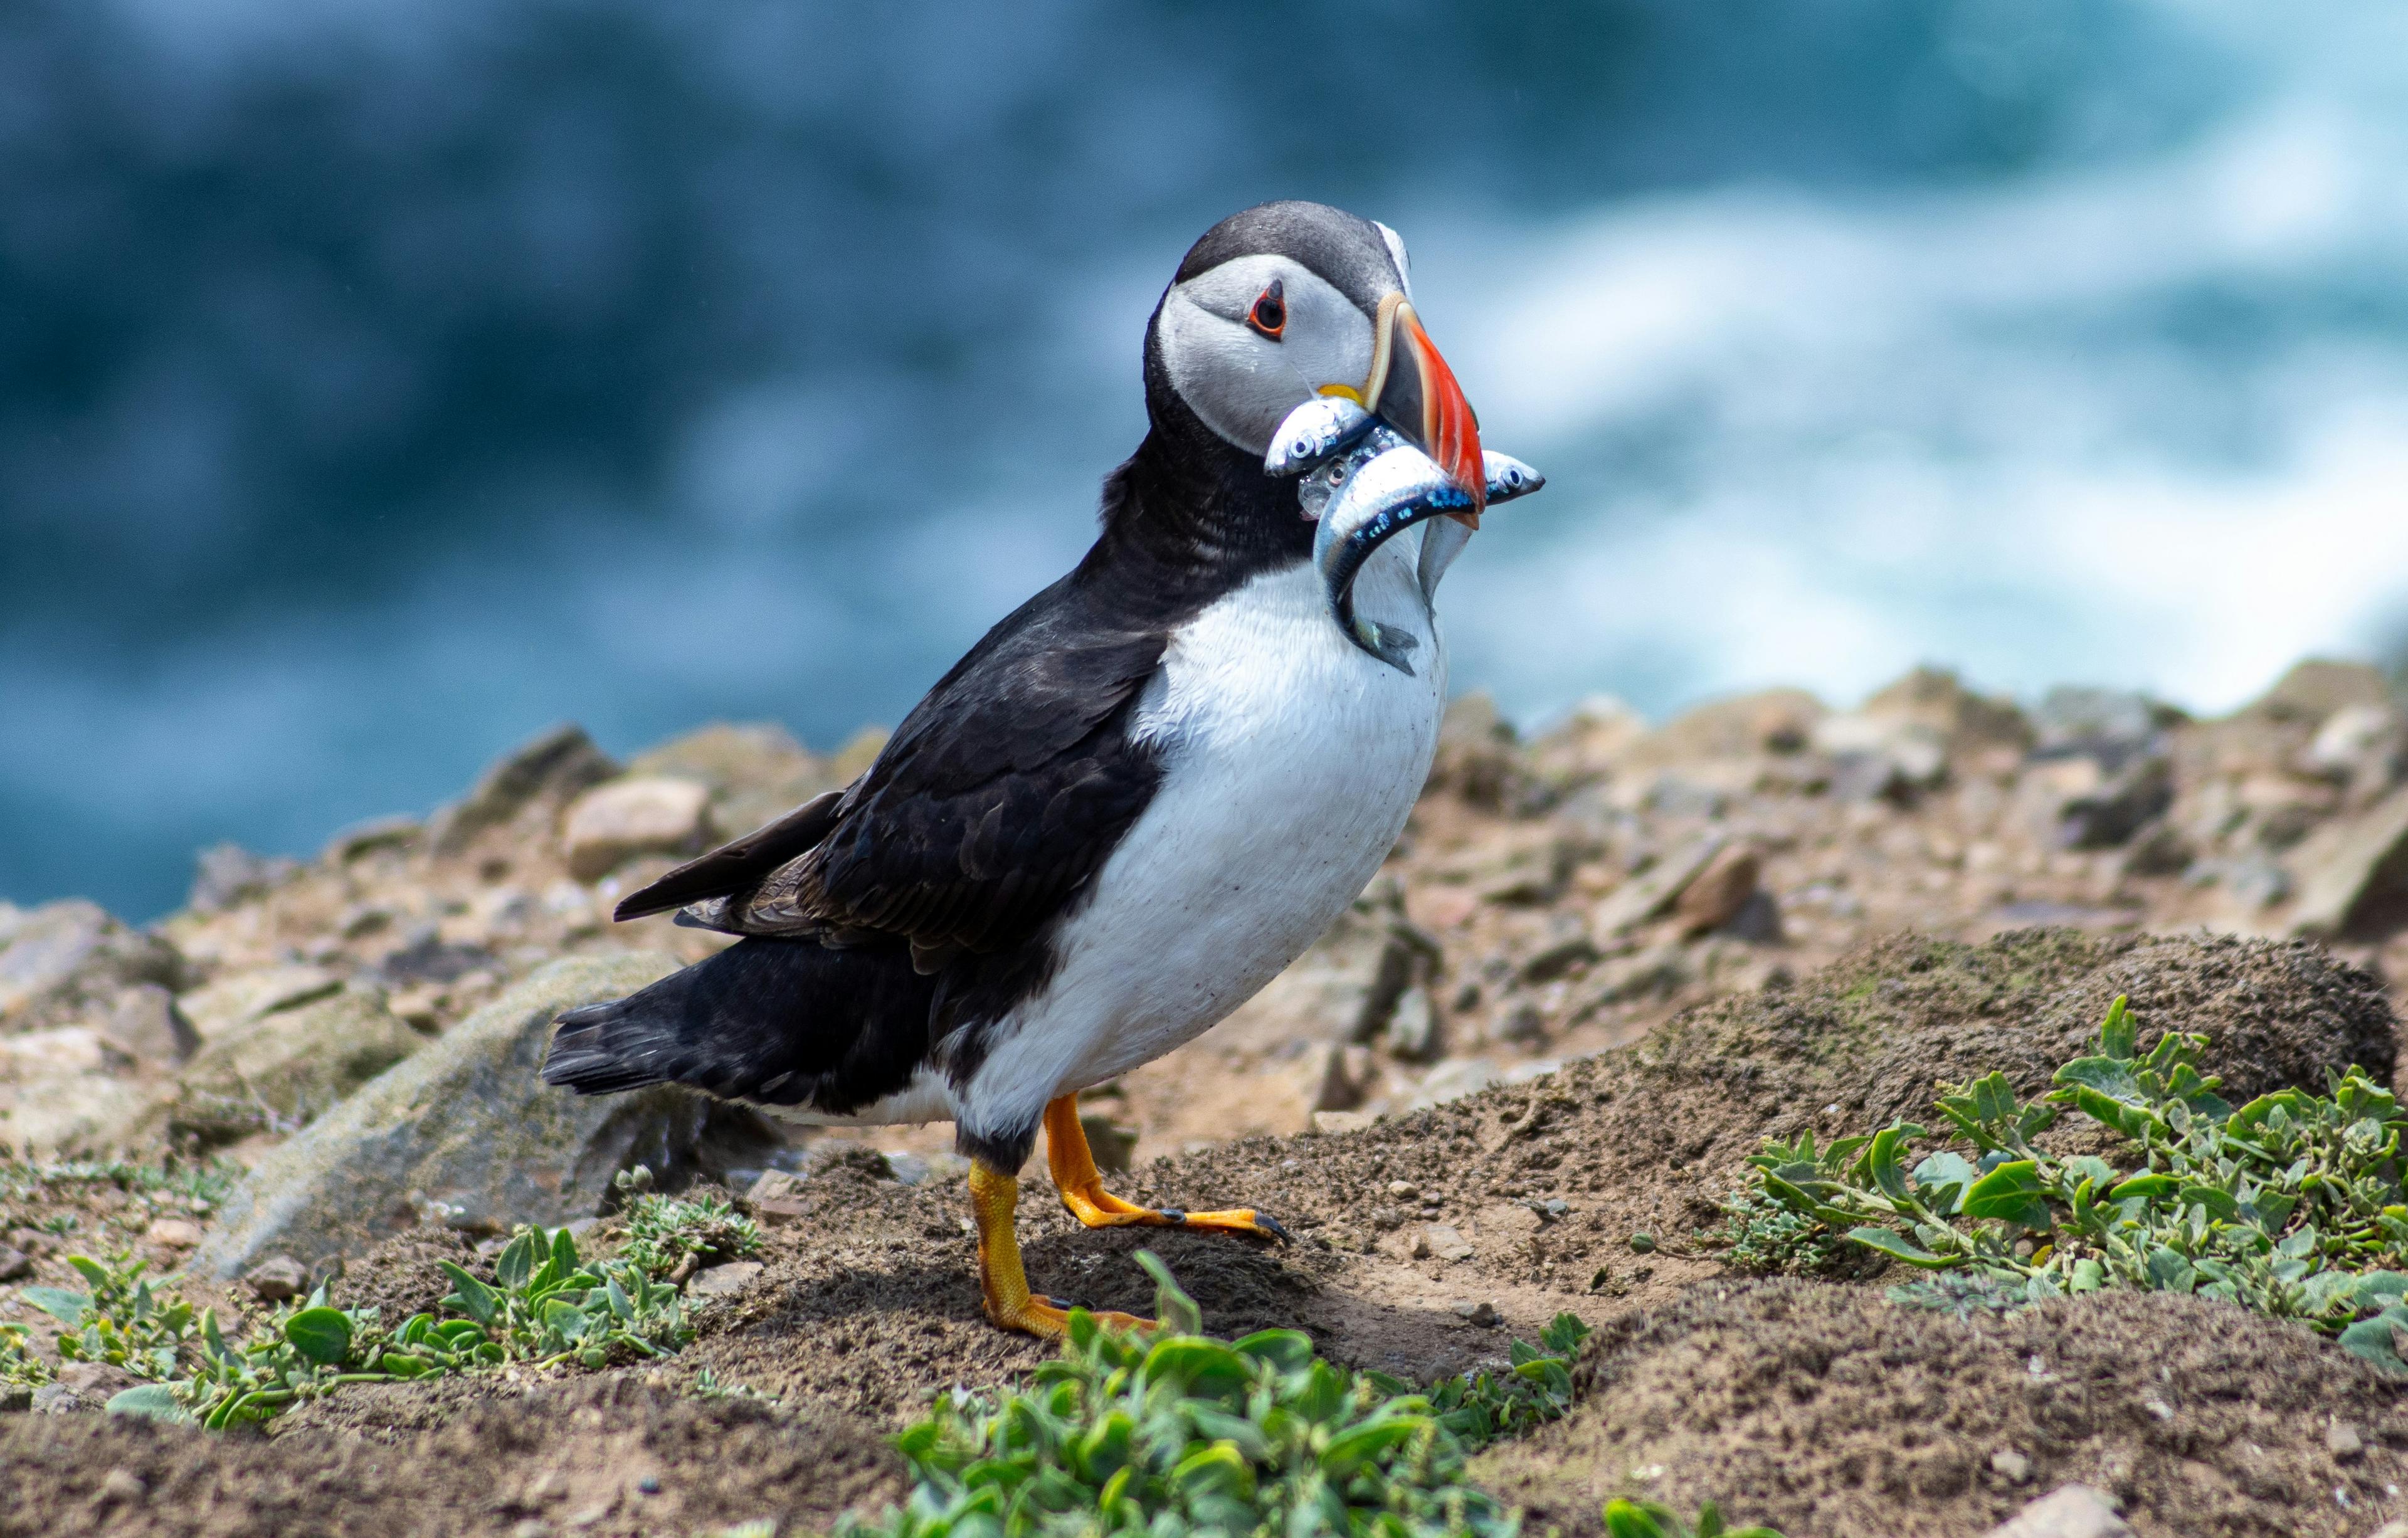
[544,200,1489,1337]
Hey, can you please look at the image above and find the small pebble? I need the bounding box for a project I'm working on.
[100,1469,145,1503]
[1990,1448,2032,1485]
[636,1475,662,1495]
[1387,1181,1419,1199]
[245,1255,307,1303]
[2327,1419,2364,1459]
[144,1218,204,1250]
[2140,1398,2173,1422]
[1451,1300,1500,1327]
[0,1246,29,1282]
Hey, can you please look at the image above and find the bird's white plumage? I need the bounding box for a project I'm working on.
[779,532,1447,1147]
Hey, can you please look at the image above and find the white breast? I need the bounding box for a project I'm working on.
[951,532,1447,1151]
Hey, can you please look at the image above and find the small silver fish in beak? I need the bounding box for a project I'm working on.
[1314,446,1546,672]
[1264,394,1377,478]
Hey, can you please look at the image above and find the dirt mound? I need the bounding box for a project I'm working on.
[1159,929,2395,1304]
[1476,1278,2408,1538]
[0,1373,897,1538]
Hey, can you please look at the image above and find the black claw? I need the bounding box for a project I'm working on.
[1158,1208,1187,1223]
[1255,1212,1294,1245]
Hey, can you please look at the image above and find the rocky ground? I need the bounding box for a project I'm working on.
[7,656,2408,1536]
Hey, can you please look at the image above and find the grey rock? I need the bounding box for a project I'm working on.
[189,843,302,914]
[2288,783,2408,939]
[0,900,187,1033]
[1592,836,1724,937]
[377,929,496,987]
[190,953,778,1278]
[1450,1299,1499,1326]
[1674,844,1761,935]
[561,776,714,882]
[1383,987,1442,1062]
[0,1246,29,1280]
[2118,819,2194,878]
[1519,936,1598,985]
[34,1361,140,1416]
[687,1259,764,1298]
[430,724,618,855]
[139,989,425,1149]
[1986,1483,2131,1538]
[1989,1448,2032,1484]
[2054,754,2173,850]
[324,814,422,863]
[2032,687,2164,767]
[1218,884,1439,1051]
[245,1255,307,1302]
[100,984,199,1068]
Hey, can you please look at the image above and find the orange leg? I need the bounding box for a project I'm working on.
[969,1159,1146,1340]
[1042,1093,1292,1242]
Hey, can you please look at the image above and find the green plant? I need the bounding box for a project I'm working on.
[439,1223,693,1368]
[1738,997,2408,1368]
[1,1322,52,1388]
[34,1217,704,1428]
[24,1253,199,1381]
[1603,1497,1784,1538]
[840,1254,1561,1538]
[615,1165,761,1280]
[1403,1312,1590,1446]
[1709,1186,1854,1277]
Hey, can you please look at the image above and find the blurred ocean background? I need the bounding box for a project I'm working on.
[5,0,2406,918]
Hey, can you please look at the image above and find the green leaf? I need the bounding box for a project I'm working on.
[2180,1186,2240,1223]
[1133,1250,1201,1337]
[494,1231,536,1292]
[19,1287,92,1325]
[437,1261,501,1326]
[106,1384,193,1424]
[1961,1161,2051,1228]
[1846,1227,1954,1268]
[1860,1127,1914,1203]
[2098,995,2135,1060]
[283,1307,354,1367]
[2339,1309,2408,1376]
[2108,1172,2178,1201]
[1603,1499,1677,1538]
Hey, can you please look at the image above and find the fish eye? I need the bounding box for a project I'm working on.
[1247,280,1286,340]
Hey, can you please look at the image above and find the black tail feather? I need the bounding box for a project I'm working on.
[540,935,939,1117]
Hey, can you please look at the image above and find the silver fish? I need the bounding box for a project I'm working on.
[1316,446,1548,672]
[1417,451,1543,604]
[1263,394,1377,478]
[1296,422,1408,522]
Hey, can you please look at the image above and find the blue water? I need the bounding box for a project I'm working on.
[3,0,2402,919]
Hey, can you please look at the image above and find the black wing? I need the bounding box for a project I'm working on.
[614,568,1171,964]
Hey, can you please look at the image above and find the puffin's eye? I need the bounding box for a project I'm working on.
[1247,280,1286,340]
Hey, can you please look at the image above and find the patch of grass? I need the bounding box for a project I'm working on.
[1736,996,2408,1368]
[1603,1498,1784,1538]
[840,1255,1588,1538]
[615,1164,761,1281]
[32,1216,700,1428]
[0,1155,243,1207]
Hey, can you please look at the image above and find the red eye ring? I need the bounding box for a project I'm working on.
[1247,280,1286,340]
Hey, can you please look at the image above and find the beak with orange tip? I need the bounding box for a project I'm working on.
[1360,293,1485,523]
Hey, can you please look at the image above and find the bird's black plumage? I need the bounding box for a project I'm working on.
[544,199,1415,1170]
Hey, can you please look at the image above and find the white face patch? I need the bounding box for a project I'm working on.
[1156,256,1377,454]
[1374,222,1413,302]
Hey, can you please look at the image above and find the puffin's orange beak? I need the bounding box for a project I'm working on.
[1360,293,1484,524]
